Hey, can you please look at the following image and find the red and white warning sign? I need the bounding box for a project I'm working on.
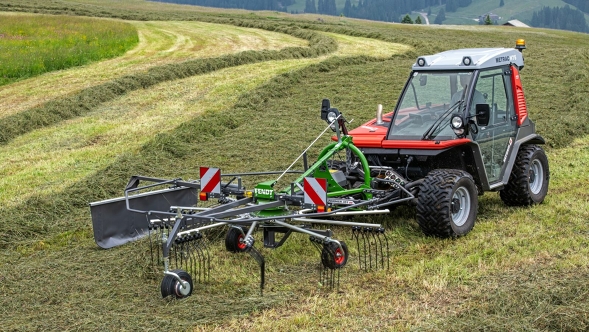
[200,167,221,194]
[304,177,327,207]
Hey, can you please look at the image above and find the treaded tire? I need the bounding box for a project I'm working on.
[416,169,478,238]
[500,145,549,206]
[321,241,349,269]
[225,227,248,253]
[161,269,193,299]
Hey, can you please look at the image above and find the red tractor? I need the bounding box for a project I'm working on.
[335,39,549,237]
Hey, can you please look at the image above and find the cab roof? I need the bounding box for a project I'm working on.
[412,48,524,71]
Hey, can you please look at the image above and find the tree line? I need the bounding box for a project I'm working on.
[153,0,295,11]
[155,0,448,23]
[562,0,589,15]
[341,0,445,23]
[530,5,589,33]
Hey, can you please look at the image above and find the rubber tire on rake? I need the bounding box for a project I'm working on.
[321,241,349,269]
[500,145,549,206]
[416,169,478,238]
[225,227,248,253]
[161,269,193,299]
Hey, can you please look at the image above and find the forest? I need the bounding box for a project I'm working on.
[153,0,295,11]
[530,5,589,33]
[155,0,446,21]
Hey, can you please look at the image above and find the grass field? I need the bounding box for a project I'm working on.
[0,0,588,330]
[0,12,137,86]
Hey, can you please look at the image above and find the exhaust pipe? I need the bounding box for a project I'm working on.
[376,104,384,125]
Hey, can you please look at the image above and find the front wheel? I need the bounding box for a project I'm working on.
[500,145,549,206]
[416,169,478,238]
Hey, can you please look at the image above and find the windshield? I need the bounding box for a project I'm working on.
[388,71,475,140]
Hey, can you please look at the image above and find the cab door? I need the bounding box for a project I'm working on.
[472,67,517,184]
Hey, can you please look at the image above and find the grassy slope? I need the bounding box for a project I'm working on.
[0,0,588,330]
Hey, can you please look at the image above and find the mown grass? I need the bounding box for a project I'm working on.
[0,19,308,119]
[0,0,588,331]
[0,19,338,145]
[0,13,138,86]
[0,33,404,208]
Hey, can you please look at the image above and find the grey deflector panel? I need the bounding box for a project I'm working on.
[90,187,197,249]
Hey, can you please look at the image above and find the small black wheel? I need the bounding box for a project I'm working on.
[500,145,549,206]
[321,241,349,269]
[225,227,248,253]
[161,269,193,299]
[416,169,478,238]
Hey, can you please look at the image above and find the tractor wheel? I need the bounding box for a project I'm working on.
[416,169,478,238]
[161,269,193,299]
[321,241,349,269]
[500,145,549,206]
[225,227,248,253]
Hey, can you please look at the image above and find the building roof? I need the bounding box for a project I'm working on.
[503,19,530,28]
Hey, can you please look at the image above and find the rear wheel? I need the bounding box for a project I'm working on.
[225,227,248,252]
[500,145,549,206]
[416,169,478,238]
[321,241,349,269]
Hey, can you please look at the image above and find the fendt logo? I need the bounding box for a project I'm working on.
[254,188,273,196]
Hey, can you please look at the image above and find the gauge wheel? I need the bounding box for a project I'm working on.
[225,227,248,253]
[321,241,349,269]
[161,269,193,299]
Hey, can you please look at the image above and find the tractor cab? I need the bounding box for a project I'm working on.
[346,40,543,191]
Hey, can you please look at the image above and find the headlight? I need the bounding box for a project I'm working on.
[451,115,463,129]
[327,111,339,123]
[451,115,465,136]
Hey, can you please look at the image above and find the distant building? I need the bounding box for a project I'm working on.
[503,19,530,28]
[478,13,499,25]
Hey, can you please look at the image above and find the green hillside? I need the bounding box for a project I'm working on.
[0,0,588,330]
[286,0,587,26]
[432,0,589,25]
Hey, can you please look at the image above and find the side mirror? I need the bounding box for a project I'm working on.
[475,104,490,127]
[321,99,330,121]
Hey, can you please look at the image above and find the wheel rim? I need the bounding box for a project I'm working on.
[236,234,247,250]
[333,247,345,266]
[529,159,544,195]
[451,186,471,227]
[174,278,191,297]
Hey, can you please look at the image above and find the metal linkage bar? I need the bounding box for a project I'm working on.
[291,218,382,228]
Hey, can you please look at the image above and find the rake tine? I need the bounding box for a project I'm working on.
[370,228,378,269]
[377,228,389,270]
[360,228,368,270]
[157,225,164,267]
[199,236,208,283]
[146,216,156,267]
[193,234,206,283]
[352,227,361,269]
[374,229,384,269]
[364,227,372,270]
[381,228,390,270]
[189,238,198,283]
